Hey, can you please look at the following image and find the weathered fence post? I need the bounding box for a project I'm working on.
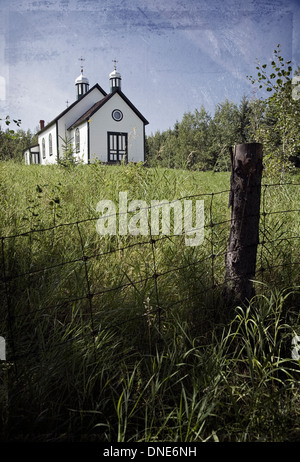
[225,143,263,303]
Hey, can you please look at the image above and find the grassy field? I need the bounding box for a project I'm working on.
[0,160,299,442]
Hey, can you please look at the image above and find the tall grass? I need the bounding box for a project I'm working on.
[3,288,299,442]
[0,161,299,441]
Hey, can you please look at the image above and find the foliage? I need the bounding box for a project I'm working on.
[0,116,38,162]
[146,46,299,177]
[0,129,37,162]
[0,162,299,442]
[209,99,242,171]
[248,44,300,178]
[0,46,299,440]
[57,132,83,168]
[146,98,266,172]
[0,115,21,137]
[2,47,298,178]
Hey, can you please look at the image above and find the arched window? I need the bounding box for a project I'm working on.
[75,128,80,153]
[42,138,46,158]
[49,133,53,156]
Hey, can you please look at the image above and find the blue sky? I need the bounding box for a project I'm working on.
[0,0,299,136]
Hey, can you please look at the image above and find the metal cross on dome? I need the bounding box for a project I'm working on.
[112,58,118,70]
[79,56,85,72]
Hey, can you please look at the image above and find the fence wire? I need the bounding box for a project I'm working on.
[0,182,299,364]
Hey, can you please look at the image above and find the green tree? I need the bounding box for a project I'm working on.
[246,98,266,141]
[1,129,38,162]
[176,106,212,170]
[239,95,254,143]
[248,44,300,177]
[146,129,177,168]
[146,107,212,170]
[58,132,79,167]
[209,99,241,171]
[0,116,38,162]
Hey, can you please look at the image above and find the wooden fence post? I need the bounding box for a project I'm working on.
[225,143,263,303]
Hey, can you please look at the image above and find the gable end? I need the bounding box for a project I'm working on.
[68,89,149,130]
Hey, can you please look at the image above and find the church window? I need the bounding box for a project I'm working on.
[112,109,123,121]
[49,133,53,156]
[42,138,46,158]
[75,128,80,153]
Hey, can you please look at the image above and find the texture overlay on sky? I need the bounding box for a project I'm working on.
[0,0,299,135]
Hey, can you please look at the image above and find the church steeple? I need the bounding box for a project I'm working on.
[75,57,89,100]
[109,58,122,93]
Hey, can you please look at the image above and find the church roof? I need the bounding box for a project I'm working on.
[68,88,149,129]
[68,96,110,129]
[23,144,39,154]
[37,83,107,135]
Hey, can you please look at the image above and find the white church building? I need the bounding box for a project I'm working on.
[24,61,149,165]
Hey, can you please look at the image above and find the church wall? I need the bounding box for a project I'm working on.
[89,93,145,163]
[57,87,105,158]
[24,145,40,165]
[24,148,31,165]
[70,122,88,164]
[38,123,57,165]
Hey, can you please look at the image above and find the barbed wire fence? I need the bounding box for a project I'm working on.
[0,175,299,368]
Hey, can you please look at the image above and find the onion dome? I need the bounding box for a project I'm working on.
[75,67,89,100]
[109,59,121,93]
